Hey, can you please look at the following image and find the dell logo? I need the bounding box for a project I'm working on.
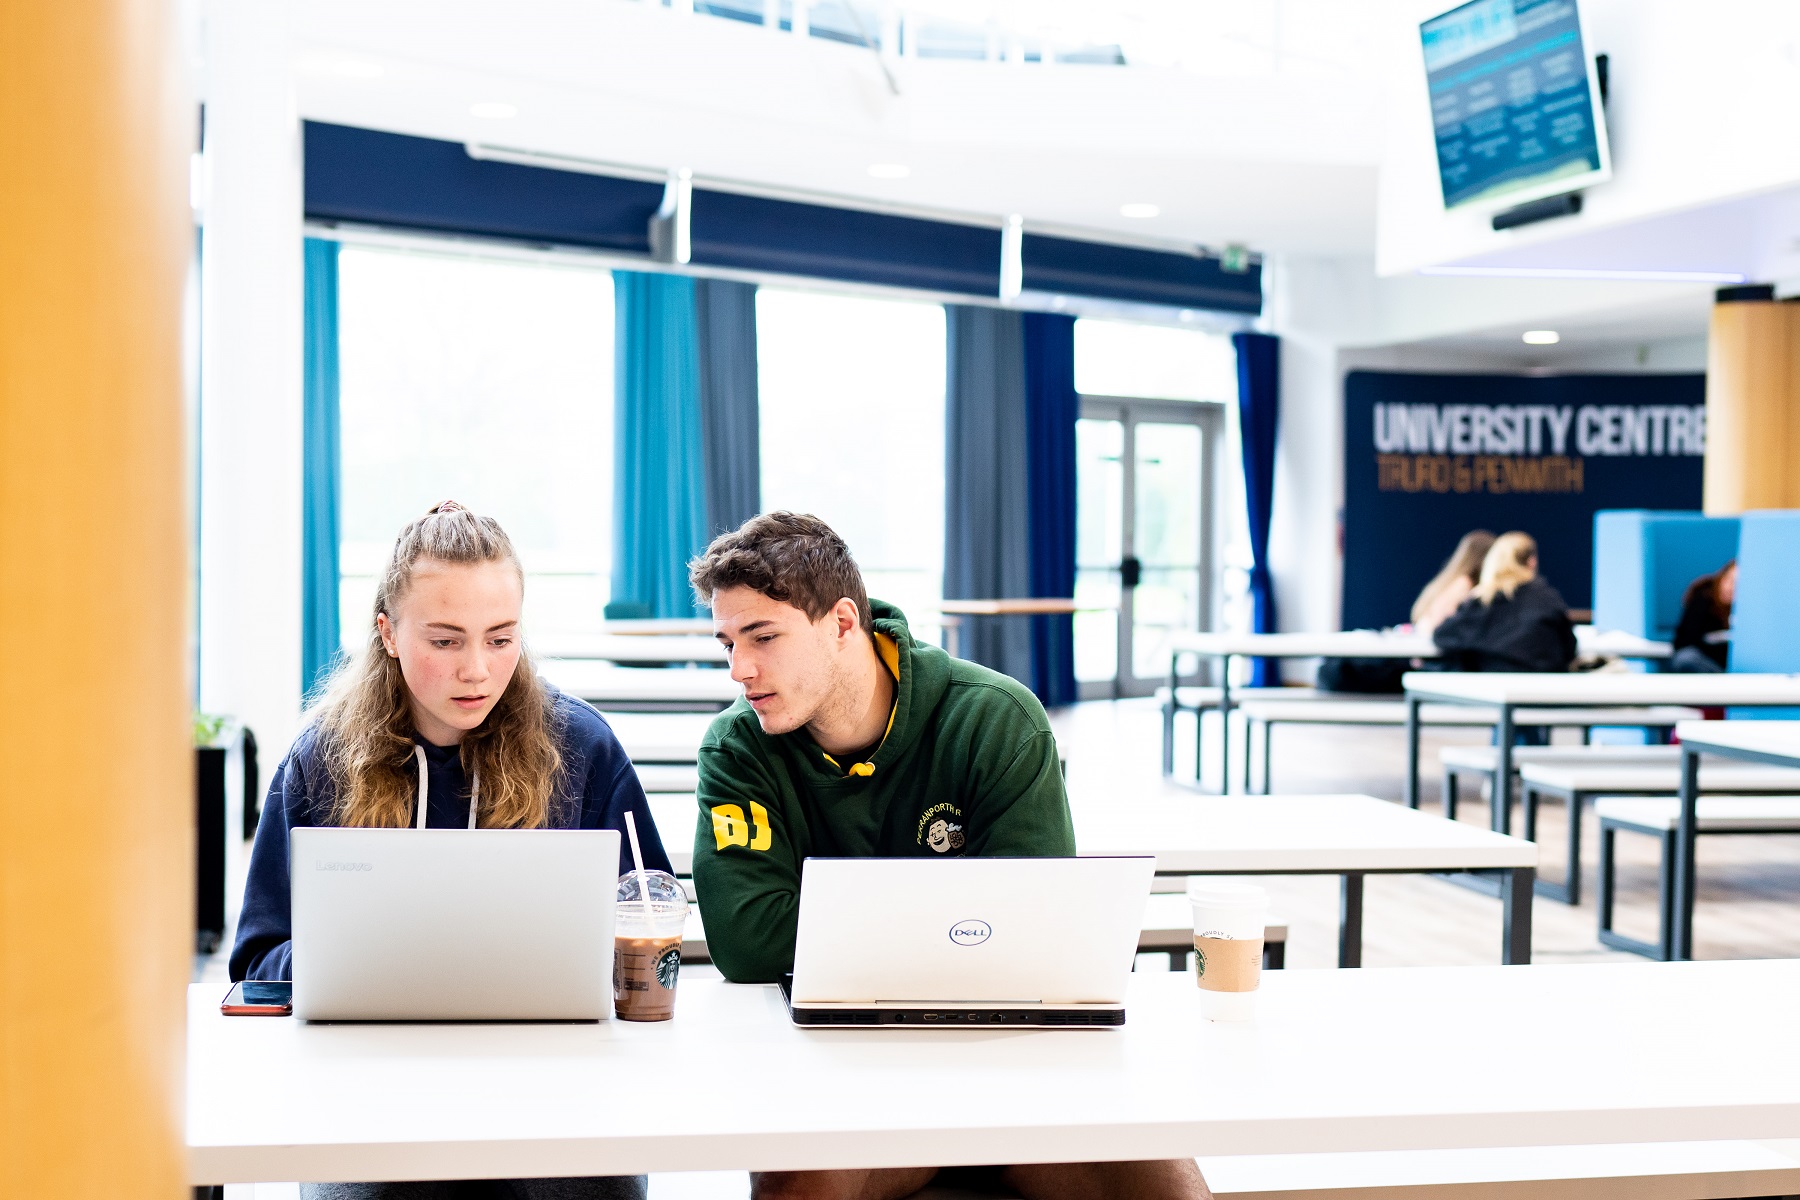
[948,919,992,946]
[316,861,374,872]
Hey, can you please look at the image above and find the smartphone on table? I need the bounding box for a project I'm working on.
[221,980,292,1015]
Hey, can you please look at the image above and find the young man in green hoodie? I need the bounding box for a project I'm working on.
[689,512,1210,1200]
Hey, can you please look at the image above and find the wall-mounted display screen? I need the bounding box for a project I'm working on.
[1421,0,1611,211]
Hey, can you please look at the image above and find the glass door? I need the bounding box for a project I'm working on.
[1075,398,1222,699]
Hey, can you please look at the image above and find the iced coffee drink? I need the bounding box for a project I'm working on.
[614,869,688,1022]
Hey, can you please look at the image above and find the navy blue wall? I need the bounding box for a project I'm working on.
[1342,371,1706,630]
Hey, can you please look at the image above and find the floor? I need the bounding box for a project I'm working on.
[202,698,1800,1199]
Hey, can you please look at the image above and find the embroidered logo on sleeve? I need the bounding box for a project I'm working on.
[711,801,773,852]
[916,802,966,854]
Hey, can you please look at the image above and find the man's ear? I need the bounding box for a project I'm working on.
[832,597,861,641]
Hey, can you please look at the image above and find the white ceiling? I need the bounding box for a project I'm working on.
[290,0,1388,256]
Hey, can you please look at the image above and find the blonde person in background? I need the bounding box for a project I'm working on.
[1410,529,1497,635]
[1431,531,1577,674]
[1317,529,1496,693]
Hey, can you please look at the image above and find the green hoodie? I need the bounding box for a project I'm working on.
[692,599,1075,983]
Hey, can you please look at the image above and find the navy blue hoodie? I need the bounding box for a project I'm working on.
[229,689,672,982]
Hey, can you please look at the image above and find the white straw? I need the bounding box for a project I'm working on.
[623,811,654,925]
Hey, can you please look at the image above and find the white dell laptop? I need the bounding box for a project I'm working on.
[290,827,619,1022]
[783,856,1154,1027]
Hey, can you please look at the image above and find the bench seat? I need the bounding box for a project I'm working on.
[1597,794,1800,958]
[1439,743,1680,771]
[1508,762,1800,906]
[635,764,702,793]
[1157,686,1318,779]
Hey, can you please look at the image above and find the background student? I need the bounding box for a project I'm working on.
[1318,528,1495,693]
[1431,531,1576,674]
[1671,560,1736,673]
[230,502,665,1200]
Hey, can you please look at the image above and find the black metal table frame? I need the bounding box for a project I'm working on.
[1673,734,1800,961]
[1160,864,1535,967]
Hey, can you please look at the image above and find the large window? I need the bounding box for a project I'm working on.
[756,287,948,636]
[335,244,615,649]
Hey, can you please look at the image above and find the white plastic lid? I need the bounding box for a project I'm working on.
[1186,880,1268,909]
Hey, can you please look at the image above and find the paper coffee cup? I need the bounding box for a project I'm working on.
[1187,880,1268,1022]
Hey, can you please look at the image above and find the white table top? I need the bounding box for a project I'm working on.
[1170,630,1438,659]
[1168,628,1668,661]
[1071,794,1536,872]
[596,619,716,636]
[533,634,727,664]
[598,711,716,763]
[188,959,1800,1184]
[1676,720,1800,765]
[1403,672,1800,708]
[539,661,742,705]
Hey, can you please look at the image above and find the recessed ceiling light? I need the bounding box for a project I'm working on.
[1120,202,1160,219]
[1522,330,1561,345]
[867,163,910,179]
[469,102,518,119]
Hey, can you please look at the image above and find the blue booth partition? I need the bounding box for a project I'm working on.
[1591,511,1741,643]
[1728,510,1800,719]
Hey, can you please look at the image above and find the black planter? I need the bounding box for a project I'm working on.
[195,745,227,955]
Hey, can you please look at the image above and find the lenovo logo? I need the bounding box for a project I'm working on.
[315,861,374,872]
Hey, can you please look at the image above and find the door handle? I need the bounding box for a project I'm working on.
[1120,557,1142,589]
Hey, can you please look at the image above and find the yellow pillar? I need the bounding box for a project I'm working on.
[1704,298,1800,514]
[0,4,192,1198]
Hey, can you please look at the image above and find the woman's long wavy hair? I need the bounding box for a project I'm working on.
[1472,531,1539,606]
[1411,529,1496,623]
[311,502,564,829]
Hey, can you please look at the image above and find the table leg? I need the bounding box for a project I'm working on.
[1494,706,1515,834]
[1672,745,1701,961]
[1338,872,1364,968]
[1218,657,1234,795]
[1501,866,1535,964]
[1404,693,1421,809]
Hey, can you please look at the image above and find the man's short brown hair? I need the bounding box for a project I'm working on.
[689,512,872,631]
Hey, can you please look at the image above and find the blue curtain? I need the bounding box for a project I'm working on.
[1233,332,1281,686]
[944,306,1033,684]
[301,237,342,698]
[612,271,710,618]
[1022,313,1079,707]
[693,278,761,539]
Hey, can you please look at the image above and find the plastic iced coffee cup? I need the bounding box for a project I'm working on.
[1188,880,1268,1022]
[613,870,689,1022]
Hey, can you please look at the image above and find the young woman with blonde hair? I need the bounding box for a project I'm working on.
[1410,529,1496,634]
[1431,531,1577,673]
[230,502,668,1200]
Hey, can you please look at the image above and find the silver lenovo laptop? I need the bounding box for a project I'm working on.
[783,856,1154,1027]
[290,827,619,1021]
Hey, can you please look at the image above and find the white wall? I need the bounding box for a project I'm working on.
[199,0,306,757]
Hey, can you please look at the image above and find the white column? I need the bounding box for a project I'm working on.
[199,0,305,758]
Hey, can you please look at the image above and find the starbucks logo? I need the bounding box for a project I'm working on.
[1194,946,1207,977]
[655,945,681,991]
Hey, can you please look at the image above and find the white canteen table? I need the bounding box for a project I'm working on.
[1400,673,1800,831]
[538,660,742,710]
[1071,794,1536,966]
[1670,720,1800,961]
[1170,629,1669,794]
[532,633,727,665]
[595,618,716,637]
[187,959,1800,1185]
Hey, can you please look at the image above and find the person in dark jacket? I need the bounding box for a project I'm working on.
[1431,531,1577,673]
[1671,560,1735,672]
[230,502,662,1200]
